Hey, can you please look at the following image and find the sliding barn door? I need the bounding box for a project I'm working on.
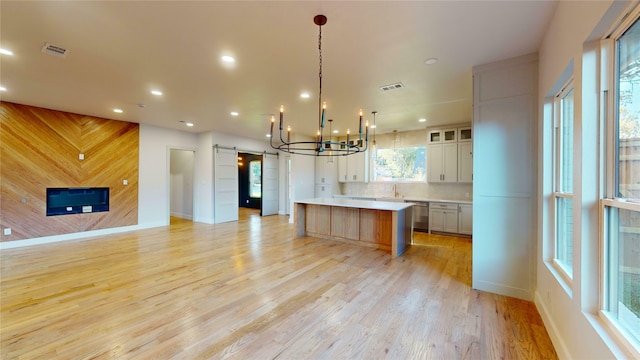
[213,147,238,223]
[261,153,279,216]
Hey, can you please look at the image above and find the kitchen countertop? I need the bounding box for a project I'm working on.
[296,197,414,211]
[331,194,472,205]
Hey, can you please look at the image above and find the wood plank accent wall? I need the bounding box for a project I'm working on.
[0,102,139,241]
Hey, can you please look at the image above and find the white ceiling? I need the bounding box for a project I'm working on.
[0,1,558,140]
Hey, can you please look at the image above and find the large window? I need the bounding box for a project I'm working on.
[372,146,426,182]
[553,83,574,278]
[602,13,640,350]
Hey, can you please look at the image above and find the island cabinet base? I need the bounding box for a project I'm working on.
[294,199,413,257]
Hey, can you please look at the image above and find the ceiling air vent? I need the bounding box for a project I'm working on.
[379,82,405,92]
[41,43,69,58]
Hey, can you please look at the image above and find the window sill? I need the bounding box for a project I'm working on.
[545,259,573,298]
[587,311,640,359]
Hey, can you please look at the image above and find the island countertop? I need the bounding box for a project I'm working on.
[295,197,414,211]
[294,198,414,257]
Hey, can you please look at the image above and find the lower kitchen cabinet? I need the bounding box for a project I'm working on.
[458,204,473,235]
[429,202,459,234]
[429,202,472,236]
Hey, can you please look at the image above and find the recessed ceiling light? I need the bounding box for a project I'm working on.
[418,118,427,122]
[266,134,271,138]
[230,111,239,116]
[333,130,339,134]
[151,90,162,96]
[370,124,376,129]
[113,109,123,113]
[0,86,6,92]
[186,122,194,127]
[424,58,438,65]
[221,55,235,63]
[0,48,13,56]
[300,92,310,99]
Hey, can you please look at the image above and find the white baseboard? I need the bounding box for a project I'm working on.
[170,212,193,220]
[534,291,571,360]
[193,216,215,224]
[472,280,533,301]
[0,222,165,250]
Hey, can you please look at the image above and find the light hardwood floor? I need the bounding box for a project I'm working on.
[1,208,557,359]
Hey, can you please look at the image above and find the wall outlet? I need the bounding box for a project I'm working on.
[3,228,11,236]
[123,179,128,185]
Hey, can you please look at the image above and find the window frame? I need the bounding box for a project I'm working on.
[599,7,640,355]
[552,80,575,281]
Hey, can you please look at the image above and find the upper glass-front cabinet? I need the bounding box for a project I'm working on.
[458,127,472,142]
[429,128,457,143]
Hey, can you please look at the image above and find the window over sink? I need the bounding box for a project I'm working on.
[372,146,426,182]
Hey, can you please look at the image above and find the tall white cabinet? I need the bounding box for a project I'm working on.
[472,53,537,301]
[315,156,337,197]
[428,126,472,183]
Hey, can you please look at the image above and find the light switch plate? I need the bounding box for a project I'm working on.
[3,228,11,236]
[79,153,85,160]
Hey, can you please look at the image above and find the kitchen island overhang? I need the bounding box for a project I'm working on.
[294,198,414,257]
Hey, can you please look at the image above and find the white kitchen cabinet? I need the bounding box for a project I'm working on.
[458,127,472,142]
[337,150,369,183]
[458,204,473,235]
[429,202,459,233]
[315,184,333,198]
[428,128,457,143]
[315,156,337,185]
[458,142,473,183]
[428,143,458,183]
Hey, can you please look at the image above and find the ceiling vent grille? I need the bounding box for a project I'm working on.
[379,82,405,92]
[41,43,69,58]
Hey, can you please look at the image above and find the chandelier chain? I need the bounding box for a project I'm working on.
[318,23,323,129]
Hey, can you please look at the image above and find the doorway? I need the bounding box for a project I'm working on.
[238,152,262,210]
[169,148,195,221]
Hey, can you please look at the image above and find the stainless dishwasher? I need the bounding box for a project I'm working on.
[411,201,429,232]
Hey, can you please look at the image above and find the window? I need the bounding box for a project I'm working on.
[553,82,574,278]
[249,160,261,198]
[372,146,426,182]
[602,13,640,350]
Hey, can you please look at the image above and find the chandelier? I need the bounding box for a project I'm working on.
[270,14,368,156]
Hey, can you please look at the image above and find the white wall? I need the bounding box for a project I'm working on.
[139,124,199,227]
[170,149,195,219]
[143,128,284,226]
[536,1,634,359]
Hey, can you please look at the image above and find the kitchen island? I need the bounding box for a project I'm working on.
[294,198,414,257]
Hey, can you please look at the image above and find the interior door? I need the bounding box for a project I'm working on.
[213,147,238,223]
[261,153,279,216]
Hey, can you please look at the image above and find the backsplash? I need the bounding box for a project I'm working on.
[339,182,472,201]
